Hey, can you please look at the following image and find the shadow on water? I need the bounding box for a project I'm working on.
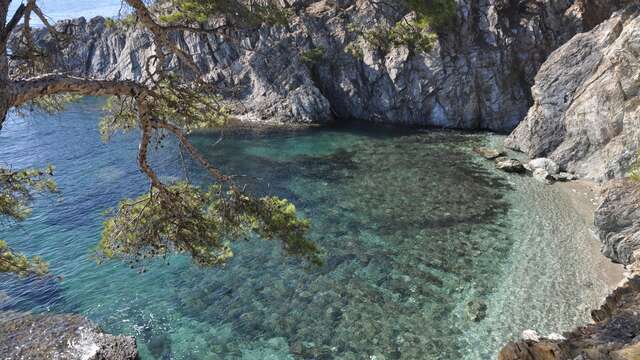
[0,275,64,312]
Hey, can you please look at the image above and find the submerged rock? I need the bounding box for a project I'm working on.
[474,147,505,160]
[464,299,488,322]
[0,312,138,360]
[495,158,526,173]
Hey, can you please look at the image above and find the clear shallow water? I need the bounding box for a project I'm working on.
[0,98,618,359]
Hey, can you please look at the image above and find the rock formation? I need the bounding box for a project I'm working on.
[0,312,138,359]
[596,178,640,265]
[506,4,640,181]
[23,0,627,130]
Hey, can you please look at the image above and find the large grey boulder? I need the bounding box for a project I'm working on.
[528,158,560,175]
[506,5,640,181]
[595,178,640,265]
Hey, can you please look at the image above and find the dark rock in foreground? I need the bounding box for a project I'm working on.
[0,312,138,360]
[499,277,640,360]
[499,179,640,359]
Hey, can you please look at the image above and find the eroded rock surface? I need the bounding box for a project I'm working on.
[506,4,640,181]
[595,178,640,266]
[0,312,138,360]
[20,0,627,130]
[499,277,640,360]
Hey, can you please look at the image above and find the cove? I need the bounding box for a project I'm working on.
[0,98,620,359]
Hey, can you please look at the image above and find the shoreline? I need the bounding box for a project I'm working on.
[554,180,626,291]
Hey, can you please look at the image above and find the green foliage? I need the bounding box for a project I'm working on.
[15,94,82,115]
[344,41,364,59]
[405,0,457,31]
[300,47,325,66]
[159,0,292,28]
[0,166,56,276]
[98,182,321,268]
[351,0,456,54]
[100,78,228,142]
[0,166,57,221]
[357,20,438,54]
[0,240,48,277]
[388,20,439,53]
[104,14,137,30]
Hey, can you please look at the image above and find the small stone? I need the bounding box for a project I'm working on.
[546,333,566,341]
[533,168,554,184]
[522,329,540,342]
[474,147,505,160]
[552,172,577,182]
[528,158,560,175]
[464,299,488,322]
[495,158,526,173]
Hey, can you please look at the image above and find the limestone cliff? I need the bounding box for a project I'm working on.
[25,0,625,130]
[505,5,640,181]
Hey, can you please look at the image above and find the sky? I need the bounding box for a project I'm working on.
[7,0,124,25]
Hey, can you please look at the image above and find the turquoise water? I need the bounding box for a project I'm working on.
[0,98,617,359]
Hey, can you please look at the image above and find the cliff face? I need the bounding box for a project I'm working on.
[505,5,640,181]
[30,0,623,130]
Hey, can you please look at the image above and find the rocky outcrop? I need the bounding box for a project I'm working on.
[505,4,640,181]
[23,0,627,130]
[0,312,138,359]
[498,179,640,360]
[499,276,640,360]
[595,178,640,266]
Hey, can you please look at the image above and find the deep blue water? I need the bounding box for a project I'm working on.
[0,98,617,359]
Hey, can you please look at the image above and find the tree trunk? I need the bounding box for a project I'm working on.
[0,0,9,129]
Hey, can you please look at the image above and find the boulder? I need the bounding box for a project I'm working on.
[533,169,554,184]
[528,158,560,175]
[474,147,505,160]
[551,172,578,182]
[496,158,526,173]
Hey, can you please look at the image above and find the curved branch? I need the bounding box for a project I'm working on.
[0,3,25,44]
[155,119,230,183]
[125,0,201,75]
[9,74,146,107]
